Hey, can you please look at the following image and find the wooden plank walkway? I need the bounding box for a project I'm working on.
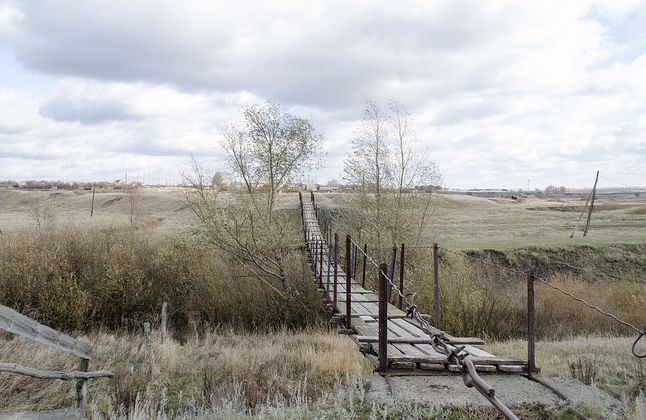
[301,198,528,374]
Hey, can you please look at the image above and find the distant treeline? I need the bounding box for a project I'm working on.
[0,180,142,190]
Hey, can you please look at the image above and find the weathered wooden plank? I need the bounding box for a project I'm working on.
[415,343,450,359]
[386,320,415,338]
[393,343,429,359]
[400,316,485,345]
[369,343,405,357]
[0,363,112,380]
[388,354,527,366]
[390,317,425,337]
[461,345,495,358]
[475,365,497,372]
[337,293,378,302]
[498,365,525,373]
[350,319,377,337]
[0,305,92,359]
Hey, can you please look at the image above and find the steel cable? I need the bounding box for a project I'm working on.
[435,245,646,358]
[348,237,519,420]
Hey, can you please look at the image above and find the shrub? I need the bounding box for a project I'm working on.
[0,226,327,333]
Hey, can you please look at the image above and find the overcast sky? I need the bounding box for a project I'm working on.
[0,0,645,189]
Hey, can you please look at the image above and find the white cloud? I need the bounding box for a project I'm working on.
[0,0,644,187]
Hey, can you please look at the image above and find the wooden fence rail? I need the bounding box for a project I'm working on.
[0,304,113,409]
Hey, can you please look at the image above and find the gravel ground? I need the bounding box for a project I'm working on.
[363,373,623,416]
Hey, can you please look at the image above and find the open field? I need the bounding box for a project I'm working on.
[314,191,646,250]
[0,188,195,232]
[1,188,645,418]
[3,188,646,250]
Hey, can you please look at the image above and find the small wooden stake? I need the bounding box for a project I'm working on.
[143,322,151,357]
[160,302,168,343]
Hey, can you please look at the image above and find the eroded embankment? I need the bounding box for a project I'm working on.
[467,243,646,283]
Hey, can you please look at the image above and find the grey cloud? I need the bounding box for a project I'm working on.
[39,96,140,124]
[5,1,516,110]
[432,99,507,125]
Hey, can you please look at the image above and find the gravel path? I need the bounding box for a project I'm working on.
[363,374,623,416]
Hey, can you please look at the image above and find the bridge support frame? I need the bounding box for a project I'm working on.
[378,262,388,373]
[345,235,352,330]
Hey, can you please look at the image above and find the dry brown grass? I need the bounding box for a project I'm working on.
[383,250,646,340]
[486,336,646,418]
[0,226,327,333]
[0,328,372,415]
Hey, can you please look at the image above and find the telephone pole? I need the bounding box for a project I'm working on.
[583,171,599,237]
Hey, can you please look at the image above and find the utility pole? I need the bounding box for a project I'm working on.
[90,182,96,217]
[583,171,599,237]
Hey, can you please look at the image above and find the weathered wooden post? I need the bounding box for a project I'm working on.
[378,263,388,373]
[398,243,405,310]
[361,244,367,288]
[527,270,536,374]
[345,235,352,330]
[143,322,151,358]
[333,233,339,310]
[433,243,441,328]
[160,302,168,344]
[75,358,89,408]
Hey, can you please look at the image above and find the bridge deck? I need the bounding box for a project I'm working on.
[302,199,528,374]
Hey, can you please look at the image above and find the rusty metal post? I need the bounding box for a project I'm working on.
[361,244,368,288]
[378,262,388,373]
[319,239,324,288]
[326,243,331,300]
[527,270,536,374]
[387,245,397,303]
[345,235,352,330]
[311,237,316,273]
[333,233,339,310]
[353,242,359,281]
[398,243,405,309]
[433,243,441,328]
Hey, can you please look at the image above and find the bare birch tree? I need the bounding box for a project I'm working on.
[183,101,322,315]
[343,99,441,251]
